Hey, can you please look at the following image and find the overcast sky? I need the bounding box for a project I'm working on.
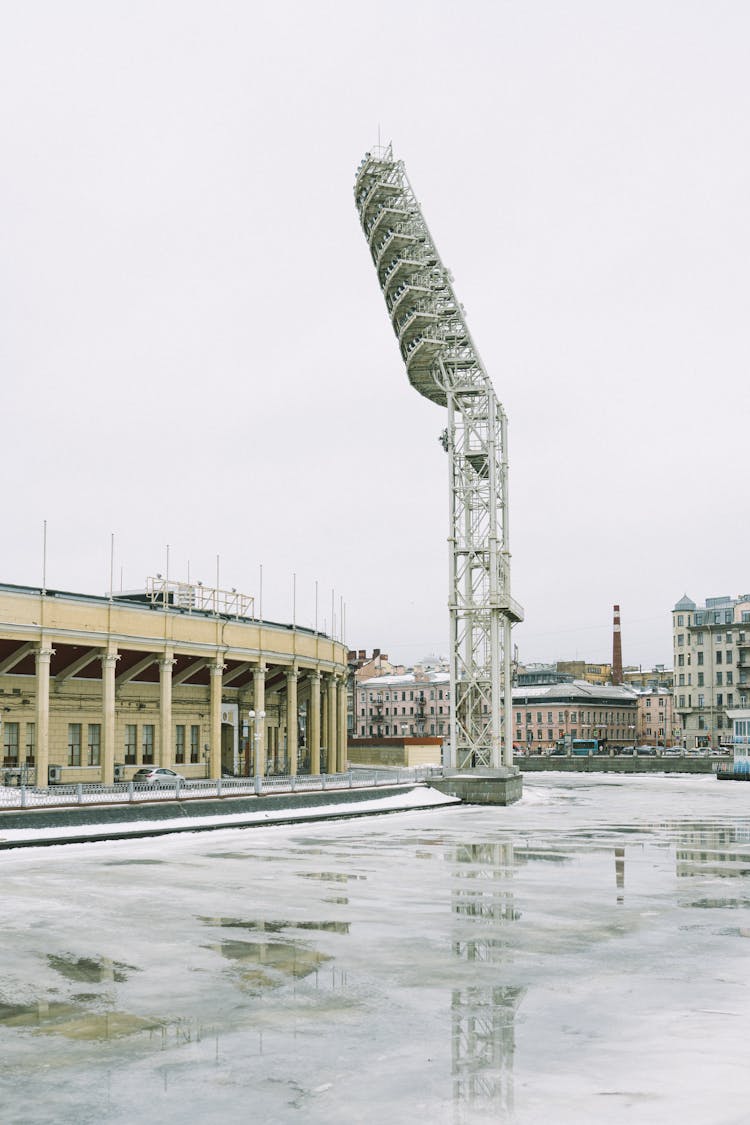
[1,1,747,670]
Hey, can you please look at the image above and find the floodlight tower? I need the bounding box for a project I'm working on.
[354,145,524,770]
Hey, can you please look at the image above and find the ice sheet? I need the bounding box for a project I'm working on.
[2,773,749,1124]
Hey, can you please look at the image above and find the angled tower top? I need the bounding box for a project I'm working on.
[354,146,523,772]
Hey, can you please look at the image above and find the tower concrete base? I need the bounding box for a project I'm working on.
[428,767,522,806]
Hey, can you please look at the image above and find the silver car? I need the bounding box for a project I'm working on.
[132,767,185,786]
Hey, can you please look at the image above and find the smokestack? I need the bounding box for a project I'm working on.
[612,604,623,685]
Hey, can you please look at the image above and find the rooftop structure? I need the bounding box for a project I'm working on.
[516,663,574,687]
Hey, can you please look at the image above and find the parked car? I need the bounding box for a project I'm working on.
[635,745,659,756]
[132,767,185,786]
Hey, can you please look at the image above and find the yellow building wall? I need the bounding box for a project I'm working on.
[0,587,347,784]
[406,743,443,767]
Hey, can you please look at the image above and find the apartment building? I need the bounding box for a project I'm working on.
[357,672,640,753]
[513,681,638,751]
[631,686,674,746]
[672,593,750,748]
[356,671,450,739]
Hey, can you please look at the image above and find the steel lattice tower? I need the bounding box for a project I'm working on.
[354,145,523,769]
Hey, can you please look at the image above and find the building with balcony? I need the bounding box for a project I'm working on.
[672,593,750,749]
[356,670,640,755]
[356,670,450,740]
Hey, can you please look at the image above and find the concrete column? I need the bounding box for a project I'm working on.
[321,678,329,773]
[100,649,120,785]
[209,661,225,780]
[159,654,175,768]
[286,668,298,777]
[327,675,337,774]
[309,672,321,776]
[337,676,348,772]
[35,644,55,786]
[253,664,266,778]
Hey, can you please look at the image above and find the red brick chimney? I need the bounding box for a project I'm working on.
[612,605,623,685]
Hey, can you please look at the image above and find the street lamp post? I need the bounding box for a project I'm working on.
[240,718,250,776]
[248,709,266,792]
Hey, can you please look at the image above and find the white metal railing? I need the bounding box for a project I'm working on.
[147,576,254,619]
[0,767,444,811]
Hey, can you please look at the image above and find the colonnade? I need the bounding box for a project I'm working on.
[25,642,348,786]
[244,664,348,779]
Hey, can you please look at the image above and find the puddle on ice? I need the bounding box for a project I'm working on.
[200,916,287,934]
[47,954,136,983]
[513,849,571,864]
[201,852,250,859]
[0,1000,80,1028]
[0,1000,162,1040]
[199,916,349,934]
[296,921,349,933]
[103,859,165,866]
[298,871,366,882]
[209,938,331,980]
[687,897,750,909]
[35,1011,163,1040]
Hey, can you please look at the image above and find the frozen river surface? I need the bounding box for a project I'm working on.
[2,773,750,1125]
